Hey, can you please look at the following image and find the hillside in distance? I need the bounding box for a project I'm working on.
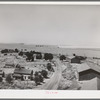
[0,43,100,57]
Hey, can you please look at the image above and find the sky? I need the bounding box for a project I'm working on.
[0,4,100,48]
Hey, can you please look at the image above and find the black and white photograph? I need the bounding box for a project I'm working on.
[0,3,100,91]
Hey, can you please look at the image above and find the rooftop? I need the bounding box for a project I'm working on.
[71,63,90,73]
[14,68,33,75]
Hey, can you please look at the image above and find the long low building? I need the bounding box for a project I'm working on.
[13,68,33,80]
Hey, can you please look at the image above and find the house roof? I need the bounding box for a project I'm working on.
[14,68,33,75]
[86,61,100,73]
[68,56,74,59]
[13,73,22,77]
[71,61,100,73]
[71,56,80,60]
[71,63,90,73]
[79,77,99,90]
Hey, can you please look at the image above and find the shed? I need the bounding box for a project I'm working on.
[71,57,81,64]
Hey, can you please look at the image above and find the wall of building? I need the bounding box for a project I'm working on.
[97,78,100,90]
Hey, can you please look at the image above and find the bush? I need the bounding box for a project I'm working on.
[6,74,13,84]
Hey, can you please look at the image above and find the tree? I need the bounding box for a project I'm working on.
[60,55,66,60]
[41,70,48,78]
[21,75,24,81]
[44,53,53,61]
[49,53,53,60]
[38,73,44,83]
[15,48,19,53]
[36,53,42,59]
[1,49,9,53]
[34,75,40,86]
[73,54,76,56]
[44,53,49,60]
[6,74,13,84]
[25,52,34,61]
[18,51,23,56]
[2,72,5,77]
[0,77,3,82]
[47,63,52,71]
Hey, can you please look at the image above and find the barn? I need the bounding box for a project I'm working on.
[79,61,100,81]
[71,62,100,81]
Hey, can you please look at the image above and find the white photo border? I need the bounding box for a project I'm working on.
[0,1,100,99]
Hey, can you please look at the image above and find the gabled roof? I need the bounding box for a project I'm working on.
[71,63,90,73]
[13,73,22,77]
[71,61,100,73]
[86,61,100,73]
[14,68,33,75]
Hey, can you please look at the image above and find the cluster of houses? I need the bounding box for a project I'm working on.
[0,67,33,81]
[67,55,100,90]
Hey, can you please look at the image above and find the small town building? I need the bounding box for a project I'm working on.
[71,62,100,81]
[71,57,81,64]
[13,68,33,80]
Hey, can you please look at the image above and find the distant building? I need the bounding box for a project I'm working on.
[13,68,33,80]
[71,57,81,64]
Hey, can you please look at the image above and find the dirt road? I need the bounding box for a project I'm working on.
[37,59,62,90]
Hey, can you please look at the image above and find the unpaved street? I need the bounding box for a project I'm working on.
[36,59,62,90]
